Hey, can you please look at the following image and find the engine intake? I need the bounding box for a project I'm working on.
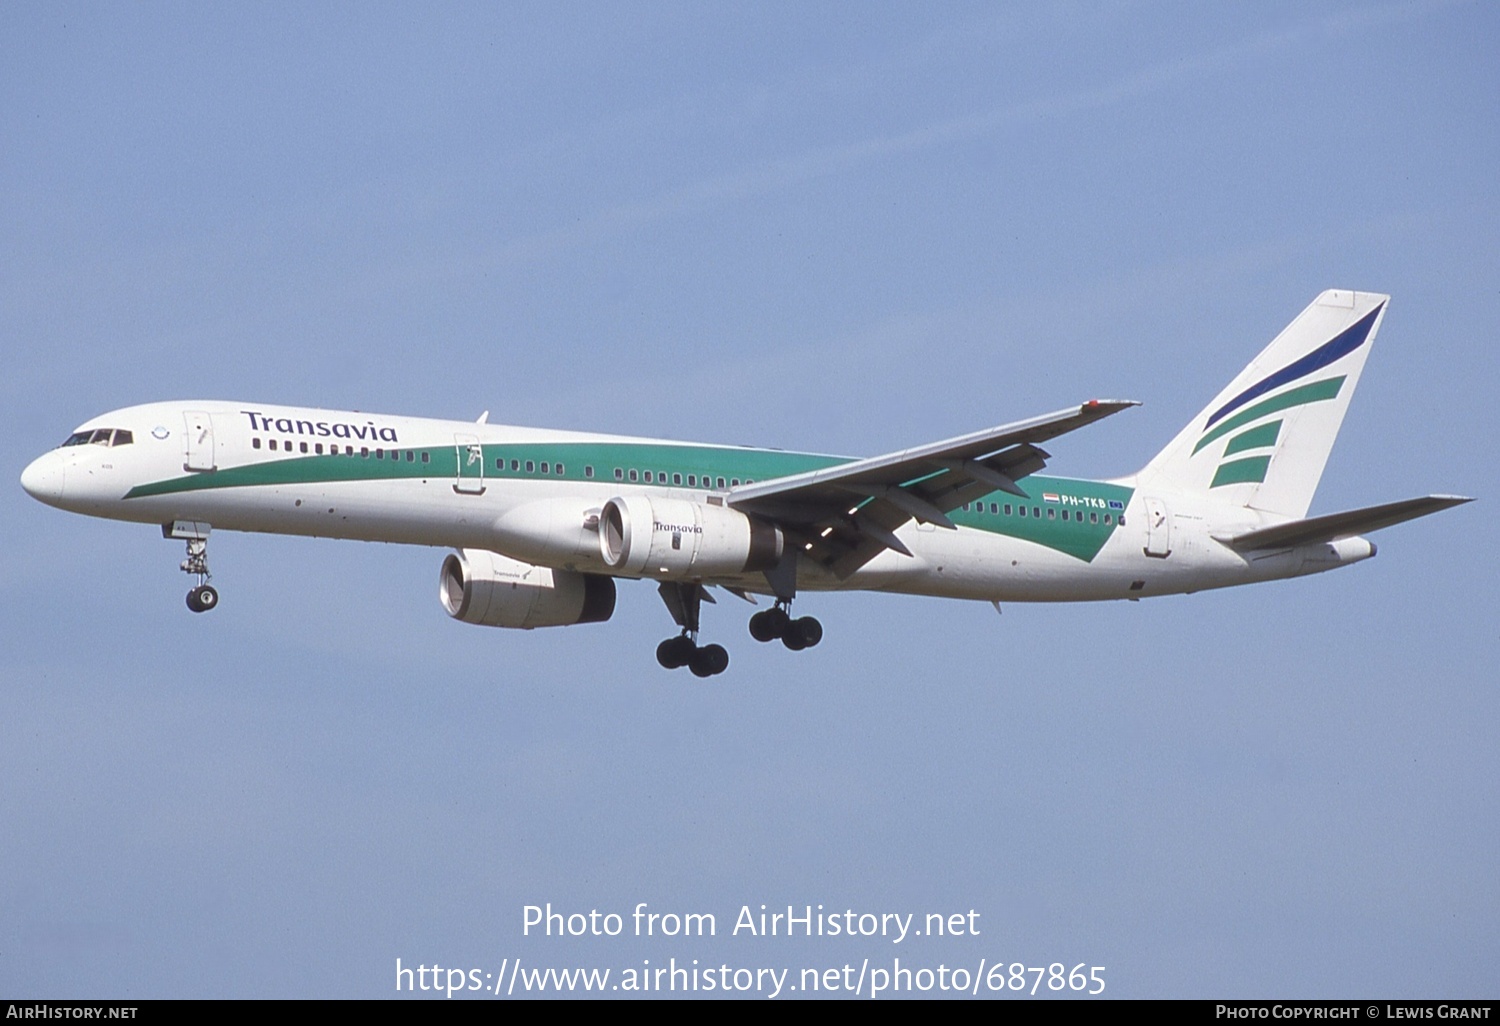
[599,495,783,578]
[439,549,616,629]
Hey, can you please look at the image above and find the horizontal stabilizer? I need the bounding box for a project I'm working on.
[1220,495,1472,551]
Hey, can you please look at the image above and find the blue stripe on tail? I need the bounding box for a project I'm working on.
[1205,303,1382,429]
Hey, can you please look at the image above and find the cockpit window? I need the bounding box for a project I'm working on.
[61,428,133,448]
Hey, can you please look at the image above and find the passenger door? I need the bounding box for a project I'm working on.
[453,433,485,494]
[1143,497,1171,558]
[183,411,217,472]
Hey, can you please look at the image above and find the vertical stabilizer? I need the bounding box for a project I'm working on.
[1135,290,1388,519]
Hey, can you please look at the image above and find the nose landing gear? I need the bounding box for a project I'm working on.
[166,521,218,613]
[185,581,218,612]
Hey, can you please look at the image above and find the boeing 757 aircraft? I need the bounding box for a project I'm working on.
[21,290,1470,677]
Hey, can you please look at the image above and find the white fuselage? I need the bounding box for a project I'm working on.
[21,400,1374,606]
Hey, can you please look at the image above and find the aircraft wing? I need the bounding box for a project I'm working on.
[1219,495,1473,552]
[728,400,1138,579]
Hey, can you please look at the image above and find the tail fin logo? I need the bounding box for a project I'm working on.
[1204,304,1382,429]
[1191,302,1382,488]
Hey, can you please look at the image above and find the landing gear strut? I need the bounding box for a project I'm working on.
[166,521,218,613]
[182,538,218,612]
[655,582,729,678]
[748,601,822,651]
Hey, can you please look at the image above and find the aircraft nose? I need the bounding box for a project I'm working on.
[20,452,65,507]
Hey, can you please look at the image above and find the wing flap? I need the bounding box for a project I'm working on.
[727,400,1138,579]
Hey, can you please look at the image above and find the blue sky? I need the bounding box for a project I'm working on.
[3,1,1496,999]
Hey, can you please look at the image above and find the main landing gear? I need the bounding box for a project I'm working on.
[656,634,730,677]
[166,521,219,613]
[655,582,729,677]
[748,602,822,651]
[654,574,822,677]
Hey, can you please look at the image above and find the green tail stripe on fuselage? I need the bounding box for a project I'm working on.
[125,439,1134,562]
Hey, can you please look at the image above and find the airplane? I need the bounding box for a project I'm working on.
[20,289,1471,678]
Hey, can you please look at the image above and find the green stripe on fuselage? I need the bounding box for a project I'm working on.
[953,479,1133,562]
[124,440,849,499]
[125,439,1132,562]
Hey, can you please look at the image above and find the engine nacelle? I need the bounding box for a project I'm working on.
[439,549,616,629]
[599,495,783,578]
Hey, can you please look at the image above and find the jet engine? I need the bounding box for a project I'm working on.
[439,548,616,629]
[599,495,783,578]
